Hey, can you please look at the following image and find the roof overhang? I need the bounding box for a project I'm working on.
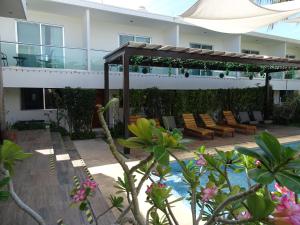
[0,0,27,19]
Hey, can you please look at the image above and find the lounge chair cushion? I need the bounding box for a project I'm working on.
[162,116,177,130]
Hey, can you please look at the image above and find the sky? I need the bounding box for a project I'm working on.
[89,0,300,40]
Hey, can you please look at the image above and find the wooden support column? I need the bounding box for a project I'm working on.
[123,53,130,154]
[264,72,270,120]
[104,62,109,123]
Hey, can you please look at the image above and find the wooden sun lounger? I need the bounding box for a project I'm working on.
[182,114,214,139]
[129,115,143,125]
[199,114,235,137]
[223,111,256,134]
[129,115,160,127]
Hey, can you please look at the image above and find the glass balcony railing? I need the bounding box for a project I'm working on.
[0,41,88,70]
[1,41,299,80]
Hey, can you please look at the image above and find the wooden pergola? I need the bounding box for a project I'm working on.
[104,42,300,154]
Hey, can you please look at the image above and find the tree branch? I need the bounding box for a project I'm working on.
[1,167,47,225]
[215,217,257,224]
[97,106,144,225]
[129,154,154,175]
[204,184,262,225]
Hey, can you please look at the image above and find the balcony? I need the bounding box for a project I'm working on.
[1,41,89,70]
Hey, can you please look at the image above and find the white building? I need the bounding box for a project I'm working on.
[1,0,300,125]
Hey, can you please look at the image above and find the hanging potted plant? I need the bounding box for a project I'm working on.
[142,67,148,74]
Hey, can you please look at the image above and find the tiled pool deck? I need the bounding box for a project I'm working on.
[74,125,300,225]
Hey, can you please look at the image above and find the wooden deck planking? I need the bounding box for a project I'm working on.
[0,130,115,225]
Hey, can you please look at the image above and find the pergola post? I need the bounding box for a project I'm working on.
[123,53,130,154]
[264,72,271,120]
[104,62,109,123]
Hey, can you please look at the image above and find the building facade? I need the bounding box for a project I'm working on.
[1,0,300,125]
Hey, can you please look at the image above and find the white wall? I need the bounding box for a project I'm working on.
[4,88,57,124]
[26,10,85,48]
[3,67,102,89]
[4,67,300,91]
[0,17,16,42]
[90,19,166,51]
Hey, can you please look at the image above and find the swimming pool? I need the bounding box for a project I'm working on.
[164,141,300,208]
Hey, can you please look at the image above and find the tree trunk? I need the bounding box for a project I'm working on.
[0,37,5,144]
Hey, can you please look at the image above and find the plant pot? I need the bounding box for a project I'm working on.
[5,130,17,142]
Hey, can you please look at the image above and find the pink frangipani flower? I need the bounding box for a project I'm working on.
[237,211,251,220]
[201,185,218,202]
[72,189,87,203]
[83,179,98,191]
[273,195,300,225]
[195,155,207,167]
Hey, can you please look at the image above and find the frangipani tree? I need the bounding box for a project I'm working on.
[95,98,300,225]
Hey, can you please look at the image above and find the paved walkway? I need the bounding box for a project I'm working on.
[0,130,115,225]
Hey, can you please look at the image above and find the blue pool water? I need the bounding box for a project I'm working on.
[164,141,300,208]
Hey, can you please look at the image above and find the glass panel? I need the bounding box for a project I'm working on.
[119,35,134,46]
[17,22,40,44]
[190,43,201,49]
[64,48,87,70]
[135,36,151,43]
[21,88,44,110]
[17,22,41,63]
[41,25,63,46]
[41,25,64,67]
[201,45,213,50]
[91,50,107,71]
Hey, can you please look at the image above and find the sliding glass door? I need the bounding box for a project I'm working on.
[17,21,64,68]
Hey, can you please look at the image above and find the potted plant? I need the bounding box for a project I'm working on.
[4,122,17,142]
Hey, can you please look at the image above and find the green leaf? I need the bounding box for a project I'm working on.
[153,146,169,166]
[255,132,281,163]
[248,168,274,184]
[236,147,269,167]
[285,159,300,170]
[79,202,87,211]
[0,177,10,188]
[246,192,275,219]
[275,172,300,193]
[0,191,10,201]
[117,137,146,149]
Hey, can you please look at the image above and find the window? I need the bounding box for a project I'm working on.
[21,88,58,110]
[286,54,296,59]
[21,88,44,110]
[242,49,260,55]
[119,34,151,46]
[190,43,213,50]
[17,21,64,67]
[189,43,213,76]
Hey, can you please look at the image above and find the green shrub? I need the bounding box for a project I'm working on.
[12,120,48,130]
[119,87,272,120]
[110,121,124,138]
[70,131,96,140]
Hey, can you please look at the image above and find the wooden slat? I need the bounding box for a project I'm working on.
[158,45,175,51]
